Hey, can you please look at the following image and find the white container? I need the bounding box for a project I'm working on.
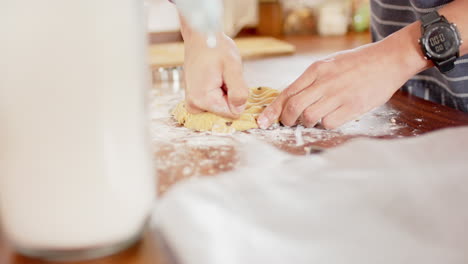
[0,0,155,261]
[318,0,351,36]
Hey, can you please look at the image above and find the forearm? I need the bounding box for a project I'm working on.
[380,0,468,78]
[172,0,225,44]
[178,13,192,41]
[440,0,468,55]
[169,0,194,41]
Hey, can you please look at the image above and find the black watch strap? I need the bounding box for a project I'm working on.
[436,56,458,72]
[421,11,441,26]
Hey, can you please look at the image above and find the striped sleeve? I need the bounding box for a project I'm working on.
[370,0,468,112]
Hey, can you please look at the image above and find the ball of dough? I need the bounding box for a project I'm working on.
[172,87,280,132]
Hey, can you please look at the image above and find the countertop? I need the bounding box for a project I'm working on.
[2,32,468,264]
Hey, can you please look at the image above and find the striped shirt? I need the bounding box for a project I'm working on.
[371,0,468,112]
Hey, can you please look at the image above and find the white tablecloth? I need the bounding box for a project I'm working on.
[153,126,468,264]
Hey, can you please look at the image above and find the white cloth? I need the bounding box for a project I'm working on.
[152,126,468,264]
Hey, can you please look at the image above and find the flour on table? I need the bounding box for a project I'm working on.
[149,87,406,191]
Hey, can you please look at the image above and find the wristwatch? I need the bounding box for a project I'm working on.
[419,11,463,73]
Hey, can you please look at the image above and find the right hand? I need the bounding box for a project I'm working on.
[257,42,415,130]
[181,20,249,118]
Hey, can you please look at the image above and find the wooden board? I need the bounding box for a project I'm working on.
[149,37,296,68]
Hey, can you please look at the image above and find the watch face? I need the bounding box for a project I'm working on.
[424,23,459,59]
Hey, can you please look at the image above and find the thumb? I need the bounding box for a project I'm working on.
[203,88,237,119]
[257,67,318,129]
[223,59,249,116]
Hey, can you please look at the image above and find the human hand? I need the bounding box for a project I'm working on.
[181,22,249,118]
[257,42,415,130]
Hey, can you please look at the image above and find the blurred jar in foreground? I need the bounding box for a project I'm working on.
[0,0,155,261]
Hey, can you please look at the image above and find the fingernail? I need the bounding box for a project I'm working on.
[212,103,232,116]
[234,104,245,114]
[257,115,270,129]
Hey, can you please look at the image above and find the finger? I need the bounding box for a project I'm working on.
[283,64,320,98]
[257,94,284,129]
[185,86,220,114]
[271,65,319,109]
[186,88,236,118]
[300,97,341,128]
[257,67,319,129]
[223,63,249,116]
[321,104,362,130]
[204,89,239,118]
[280,86,323,127]
[184,99,204,114]
[184,72,224,115]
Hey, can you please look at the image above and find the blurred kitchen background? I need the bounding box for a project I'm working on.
[148,0,371,83]
[147,0,370,40]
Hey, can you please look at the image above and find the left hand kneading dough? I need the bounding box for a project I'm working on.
[172,87,279,132]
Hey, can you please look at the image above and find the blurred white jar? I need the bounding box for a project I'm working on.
[0,0,155,261]
[318,0,352,36]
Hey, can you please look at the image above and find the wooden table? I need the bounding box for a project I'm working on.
[2,32,468,264]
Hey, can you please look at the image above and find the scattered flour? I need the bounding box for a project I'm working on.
[294,126,305,146]
[149,87,407,193]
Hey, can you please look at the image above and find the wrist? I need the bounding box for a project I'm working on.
[381,21,433,79]
[179,14,226,47]
[178,13,193,40]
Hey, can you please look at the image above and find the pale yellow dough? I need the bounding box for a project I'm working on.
[172,87,279,132]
